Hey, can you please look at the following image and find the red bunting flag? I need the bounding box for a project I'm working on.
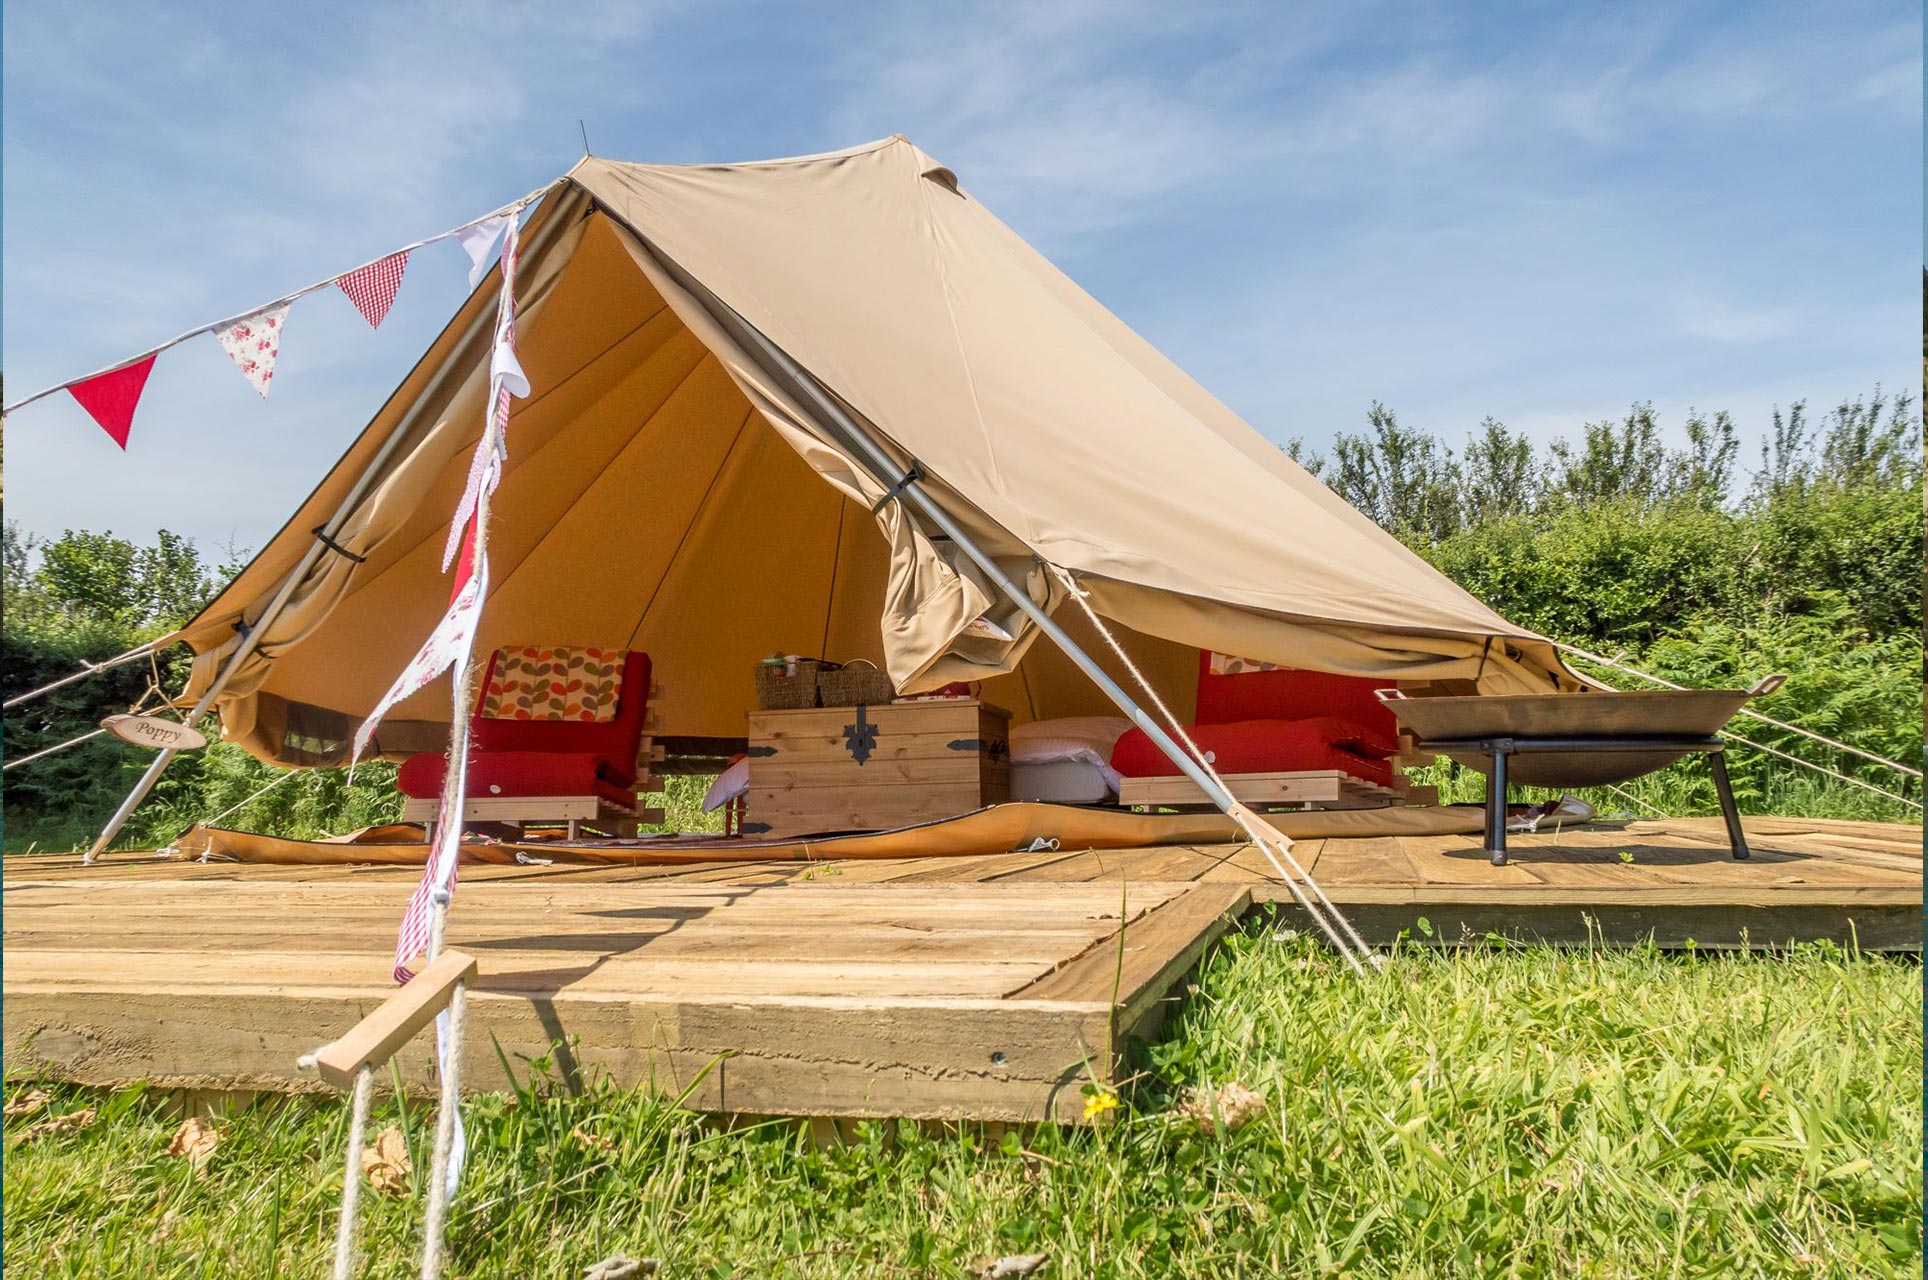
[335,250,409,328]
[67,354,157,449]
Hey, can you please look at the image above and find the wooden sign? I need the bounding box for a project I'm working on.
[100,714,207,752]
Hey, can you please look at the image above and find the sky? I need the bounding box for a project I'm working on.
[3,0,1920,554]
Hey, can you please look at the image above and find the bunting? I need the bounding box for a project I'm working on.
[6,183,552,443]
[441,214,527,571]
[370,207,528,1209]
[335,250,410,328]
[67,355,157,449]
[212,304,289,398]
[349,519,490,770]
[455,214,511,288]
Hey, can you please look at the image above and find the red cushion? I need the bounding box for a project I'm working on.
[1110,717,1394,785]
[469,650,652,785]
[397,750,639,807]
[1194,651,1398,742]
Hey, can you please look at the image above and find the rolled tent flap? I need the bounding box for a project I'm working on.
[596,215,1051,695]
[168,137,1580,769]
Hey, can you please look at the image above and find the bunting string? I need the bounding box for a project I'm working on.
[1,177,560,423]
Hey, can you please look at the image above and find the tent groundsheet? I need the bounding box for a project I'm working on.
[168,801,1501,867]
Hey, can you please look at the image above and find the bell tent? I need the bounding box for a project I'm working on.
[155,135,1576,778]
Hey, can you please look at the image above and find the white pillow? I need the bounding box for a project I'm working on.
[702,757,751,812]
[1008,717,1132,791]
[1009,716,1131,756]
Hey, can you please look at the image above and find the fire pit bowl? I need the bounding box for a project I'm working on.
[1377,686,1769,788]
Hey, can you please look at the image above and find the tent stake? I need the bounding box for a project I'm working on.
[83,188,584,864]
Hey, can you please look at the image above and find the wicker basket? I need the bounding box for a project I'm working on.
[817,658,897,707]
[754,658,826,710]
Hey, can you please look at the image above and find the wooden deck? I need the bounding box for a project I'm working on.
[4,816,1918,1123]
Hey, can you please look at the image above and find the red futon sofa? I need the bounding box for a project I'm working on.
[1110,651,1403,797]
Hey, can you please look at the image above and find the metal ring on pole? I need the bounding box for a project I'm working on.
[312,525,369,564]
[868,460,925,514]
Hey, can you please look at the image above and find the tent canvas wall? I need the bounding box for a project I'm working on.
[167,136,1580,769]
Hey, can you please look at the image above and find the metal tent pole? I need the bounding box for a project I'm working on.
[704,290,1366,972]
[83,195,581,864]
[721,311,1247,822]
[85,549,333,864]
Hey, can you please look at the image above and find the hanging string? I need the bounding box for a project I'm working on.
[1556,645,1920,810]
[2,641,160,710]
[1,727,107,772]
[1600,781,1671,819]
[2,675,172,772]
[330,1065,375,1280]
[1044,564,1376,975]
[1712,727,1920,810]
[1556,641,1922,779]
[197,765,313,830]
[2,180,559,416]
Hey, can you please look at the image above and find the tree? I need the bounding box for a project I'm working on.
[1460,417,1538,524]
[1549,403,1671,506]
[1816,387,1918,491]
[1282,437,1325,479]
[1667,409,1739,507]
[1328,402,1463,544]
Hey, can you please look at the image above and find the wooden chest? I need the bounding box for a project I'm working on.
[743,699,1011,837]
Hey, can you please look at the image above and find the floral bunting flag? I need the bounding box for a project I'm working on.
[67,355,158,449]
[212,303,290,398]
[336,250,410,328]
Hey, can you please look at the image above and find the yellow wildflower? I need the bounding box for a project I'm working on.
[1082,1090,1119,1122]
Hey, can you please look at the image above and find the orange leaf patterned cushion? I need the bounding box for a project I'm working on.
[478,646,627,722]
[1209,651,1292,676]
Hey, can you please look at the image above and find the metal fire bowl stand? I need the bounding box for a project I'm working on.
[1376,678,1786,867]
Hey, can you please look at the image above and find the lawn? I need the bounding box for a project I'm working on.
[5,917,1919,1278]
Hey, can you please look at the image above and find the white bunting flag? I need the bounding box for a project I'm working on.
[441,215,529,571]
[455,214,512,289]
[212,304,290,398]
[350,526,489,769]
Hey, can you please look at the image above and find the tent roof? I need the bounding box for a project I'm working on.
[175,137,1576,766]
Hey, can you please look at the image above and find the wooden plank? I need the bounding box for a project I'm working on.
[1298,836,1418,886]
[1196,840,1305,882]
[743,782,986,837]
[1267,900,1921,952]
[1066,845,1224,884]
[4,815,1920,1131]
[309,950,477,1088]
[1120,770,1344,807]
[751,756,985,787]
[1011,884,1250,1012]
[4,988,1114,1124]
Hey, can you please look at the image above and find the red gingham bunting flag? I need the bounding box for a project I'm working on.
[212,303,289,398]
[335,250,409,328]
[67,354,158,449]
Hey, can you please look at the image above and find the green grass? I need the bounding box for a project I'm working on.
[7,924,1919,1278]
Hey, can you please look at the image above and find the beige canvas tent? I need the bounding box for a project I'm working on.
[151,135,1577,777]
